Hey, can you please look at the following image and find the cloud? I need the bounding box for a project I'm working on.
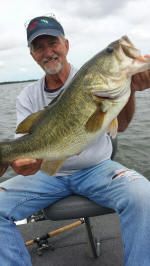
[0,61,5,68]
[43,0,130,19]
[74,0,129,18]
[19,67,28,73]
[0,0,150,82]
[0,34,25,51]
[120,0,150,25]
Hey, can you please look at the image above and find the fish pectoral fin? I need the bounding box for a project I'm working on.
[85,108,106,132]
[0,164,9,177]
[41,160,65,176]
[106,118,118,138]
[16,110,44,134]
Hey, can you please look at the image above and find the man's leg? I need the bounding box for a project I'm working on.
[0,171,72,266]
[70,159,150,266]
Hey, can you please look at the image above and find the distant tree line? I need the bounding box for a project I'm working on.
[0,79,37,85]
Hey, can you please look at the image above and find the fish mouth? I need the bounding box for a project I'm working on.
[119,36,147,62]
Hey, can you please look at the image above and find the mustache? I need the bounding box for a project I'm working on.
[42,54,59,64]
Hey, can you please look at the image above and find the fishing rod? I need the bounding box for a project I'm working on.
[25,219,84,256]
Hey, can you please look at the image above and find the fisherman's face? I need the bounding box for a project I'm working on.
[30,35,69,75]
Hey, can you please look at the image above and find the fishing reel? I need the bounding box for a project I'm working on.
[33,235,55,256]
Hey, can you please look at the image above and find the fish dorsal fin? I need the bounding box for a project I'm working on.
[16,110,44,134]
[41,159,65,176]
[46,89,64,109]
[106,118,118,138]
[85,107,106,132]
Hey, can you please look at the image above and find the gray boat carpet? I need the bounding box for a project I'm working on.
[18,213,124,266]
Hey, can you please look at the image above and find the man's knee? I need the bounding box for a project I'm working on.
[112,169,150,211]
[112,169,144,182]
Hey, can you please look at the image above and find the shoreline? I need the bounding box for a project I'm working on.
[0,79,37,85]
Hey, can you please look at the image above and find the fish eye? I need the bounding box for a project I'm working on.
[106,47,114,53]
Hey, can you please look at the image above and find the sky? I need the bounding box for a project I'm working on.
[1,0,150,82]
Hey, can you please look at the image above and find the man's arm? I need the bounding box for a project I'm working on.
[118,70,150,132]
[117,90,135,132]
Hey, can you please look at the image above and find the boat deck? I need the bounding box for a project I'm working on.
[18,213,124,266]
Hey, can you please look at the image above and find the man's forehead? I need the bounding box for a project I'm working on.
[32,35,59,45]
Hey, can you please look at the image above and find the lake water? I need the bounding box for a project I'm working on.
[0,82,150,182]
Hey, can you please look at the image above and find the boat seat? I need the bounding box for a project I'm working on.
[43,137,117,258]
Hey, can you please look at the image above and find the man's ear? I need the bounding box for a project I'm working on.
[30,50,36,61]
[65,39,69,55]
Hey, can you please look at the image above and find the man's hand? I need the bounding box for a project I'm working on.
[11,158,42,176]
[118,69,150,132]
[131,69,150,92]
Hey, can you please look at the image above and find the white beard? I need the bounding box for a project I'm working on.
[43,62,63,75]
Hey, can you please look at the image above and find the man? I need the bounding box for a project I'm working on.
[0,15,150,266]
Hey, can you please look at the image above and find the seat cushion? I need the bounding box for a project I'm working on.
[44,195,114,220]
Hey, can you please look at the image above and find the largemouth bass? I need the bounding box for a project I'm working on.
[0,36,150,176]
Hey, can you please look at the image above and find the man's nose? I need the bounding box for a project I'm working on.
[43,45,53,56]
